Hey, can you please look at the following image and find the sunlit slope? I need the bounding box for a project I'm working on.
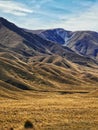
[0,53,98,98]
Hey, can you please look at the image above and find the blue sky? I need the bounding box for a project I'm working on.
[0,0,98,31]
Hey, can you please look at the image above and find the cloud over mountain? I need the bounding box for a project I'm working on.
[0,0,33,16]
[0,0,98,30]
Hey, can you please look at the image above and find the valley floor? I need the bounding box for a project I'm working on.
[0,91,98,130]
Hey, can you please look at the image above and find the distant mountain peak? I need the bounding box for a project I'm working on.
[30,28,98,59]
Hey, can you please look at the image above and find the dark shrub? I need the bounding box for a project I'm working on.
[10,128,14,130]
[24,120,34,128]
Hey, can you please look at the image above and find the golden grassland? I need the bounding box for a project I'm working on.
[0,91,98,130]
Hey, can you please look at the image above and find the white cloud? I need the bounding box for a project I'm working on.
[17,2,98,31]
[0,1,33,16]
[3,10,27,16]
[57,3,98,31]
[26,0,98,31]
[1,0,98,31]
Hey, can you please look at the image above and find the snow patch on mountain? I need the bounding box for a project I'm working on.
[63,33,76,46]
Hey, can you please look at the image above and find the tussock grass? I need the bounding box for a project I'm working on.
[0,92,98,130]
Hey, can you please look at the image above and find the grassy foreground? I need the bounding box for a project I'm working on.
[0,91,98,130]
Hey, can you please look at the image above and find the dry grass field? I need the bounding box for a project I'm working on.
[0,91,98,130]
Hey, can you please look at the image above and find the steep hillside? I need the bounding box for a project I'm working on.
[66,31,98,60]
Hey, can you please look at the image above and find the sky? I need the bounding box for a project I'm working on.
[0,0,98,31]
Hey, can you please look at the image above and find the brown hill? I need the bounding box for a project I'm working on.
[0,17,98,98]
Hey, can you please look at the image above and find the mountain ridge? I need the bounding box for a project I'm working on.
[27,27,98,60]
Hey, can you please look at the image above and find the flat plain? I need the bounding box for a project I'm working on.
[0,91,98,130]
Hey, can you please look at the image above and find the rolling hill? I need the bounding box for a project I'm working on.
[0,17,98,98]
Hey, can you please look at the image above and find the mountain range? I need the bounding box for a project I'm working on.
[0,17,98,98]
[27,28,98,60]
